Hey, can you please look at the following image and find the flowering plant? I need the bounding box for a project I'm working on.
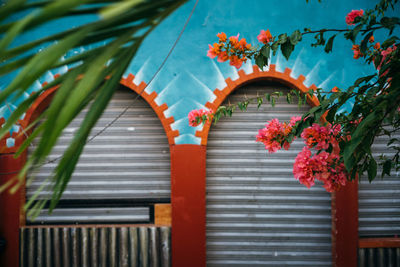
[256,117,300,153]
[195,0,400,192]
[188,109,213,127]
[207,32,256,69]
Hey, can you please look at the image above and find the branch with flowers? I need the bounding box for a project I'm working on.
[190,0,400,192]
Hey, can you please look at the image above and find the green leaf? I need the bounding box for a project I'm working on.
[260,45,270,58]
[281,40,294,60]
[324,34,336,53]
[380,16,399,30]
[50,39,140,210]
[100,0,143,19]
[312,31,325,47]
[289,30,302,46]
[326,105,338,122]
[343,110,383,171]
[257,97,263,108]
[381,36,399,48]
[382,159,392,177]
[286,93,292,104]
[277,33,288,44]
[271,42,279,55]
[0,13,34,58]
[255,54,264,70]
[367,156,377,182]
[348,24,363,43]
[360,31,373,55]
[0,0,25,23]
[0,26,91,105]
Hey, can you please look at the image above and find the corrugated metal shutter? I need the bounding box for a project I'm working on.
[206,83,332,266]
[27,86,170,224]
[358,247,400,267]
[358,132,400,237]
[20,226,171,267]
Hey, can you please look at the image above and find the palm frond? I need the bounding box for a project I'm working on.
[0,0,187,214]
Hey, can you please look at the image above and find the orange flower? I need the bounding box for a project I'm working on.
[217,32,227,43]
[374,42,381,50]
[217,51,229,62]
[352,44,362,59]
[238,38,251,51]
[207,43,223,59]
[229,55,244,69]
[229,34,240,49]
[369,35,374,43]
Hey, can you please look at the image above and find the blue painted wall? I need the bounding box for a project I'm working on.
[1,0,393,146]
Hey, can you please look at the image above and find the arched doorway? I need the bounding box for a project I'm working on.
[20,85,173,266]
[206,81,332,266]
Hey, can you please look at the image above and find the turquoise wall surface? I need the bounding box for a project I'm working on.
[0,0,391,145]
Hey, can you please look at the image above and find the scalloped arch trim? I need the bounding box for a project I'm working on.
[195,64,321,146]
[0,73,179,153]
[120,74,179,144]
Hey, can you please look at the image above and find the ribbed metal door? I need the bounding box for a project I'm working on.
[27,86,170,224]
[206,83,332,266]
[358,132,400,237]
[20,226,171,267]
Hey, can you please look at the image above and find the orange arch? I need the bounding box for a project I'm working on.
[195,64,321,145]
[120,74,179,144]
[1,73,179,153]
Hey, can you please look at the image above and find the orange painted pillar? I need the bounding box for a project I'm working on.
[332,180,358,267]
[170,144,206,267]
[0,152,25,267]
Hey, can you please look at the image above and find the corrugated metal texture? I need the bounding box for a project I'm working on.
[206,83,332,266]
[26,87,170,223]
[358,247,400,267]
[358,133,400,237]
[33,207,150,224]
[20,226,171,267]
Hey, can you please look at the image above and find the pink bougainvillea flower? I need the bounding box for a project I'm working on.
[301,124,328,150]
[256,117,298,153]
[257,117,348,192]
[256,118,285,153]
[381,44,397,57]
[376,44,397,72]
[289,116,301,126]
[257,29,273,44]
[293,147,347,192]
[301,123,340,151]
[293,147,315,188]
[346,9,364,25]
[216,32,227,42]
[188,109,213,127]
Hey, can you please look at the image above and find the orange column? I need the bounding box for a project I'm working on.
[170,144,206,267]
[0,152,25,267]
[332,180,358,267]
